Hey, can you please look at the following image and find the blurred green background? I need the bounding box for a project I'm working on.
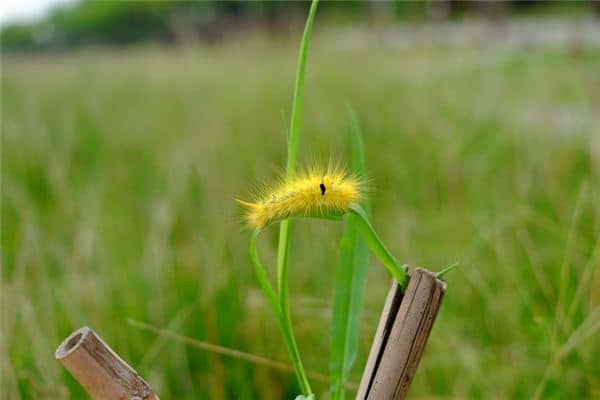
[2,1,600,399]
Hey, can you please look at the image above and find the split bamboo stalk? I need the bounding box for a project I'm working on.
[357,268,447,399]
[55,326,158,400]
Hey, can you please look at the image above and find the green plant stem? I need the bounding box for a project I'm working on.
[349,203,408,291]
[250,230,278,315]
[330,110,369,400]
[275,0,319,395]
[436,262,459,279]
[276,224,312,395]
[249,230,310,394]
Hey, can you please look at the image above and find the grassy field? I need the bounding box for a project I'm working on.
[2,25,600,399]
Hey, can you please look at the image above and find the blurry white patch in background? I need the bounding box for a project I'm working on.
[0,0,78,27]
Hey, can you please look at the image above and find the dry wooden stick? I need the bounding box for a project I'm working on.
[357,268,447,399]
[55,326,158,400]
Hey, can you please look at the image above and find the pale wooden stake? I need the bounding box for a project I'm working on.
[357,268,447,399]
[55,326,159,400]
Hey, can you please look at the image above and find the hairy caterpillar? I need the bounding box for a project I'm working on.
[237,165,364,229]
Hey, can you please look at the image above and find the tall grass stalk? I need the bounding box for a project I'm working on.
[278,0,319,395]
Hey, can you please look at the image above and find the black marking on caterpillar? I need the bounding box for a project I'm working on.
[319,182,326,196]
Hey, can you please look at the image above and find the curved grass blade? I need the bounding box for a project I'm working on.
[349,203,408,290]
[249,230,279,315]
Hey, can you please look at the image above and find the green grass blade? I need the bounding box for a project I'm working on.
[249,230,279,316]
[349,203,408,290]
[437,262,459,279]
[344,111,370,376]
[330,111,370,400]
[250,230,311,394]
[276,0,319,395]
[285,0,319,177]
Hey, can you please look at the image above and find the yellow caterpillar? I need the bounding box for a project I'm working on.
[237,165,363,229]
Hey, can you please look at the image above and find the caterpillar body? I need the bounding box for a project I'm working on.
[237,165,363,229]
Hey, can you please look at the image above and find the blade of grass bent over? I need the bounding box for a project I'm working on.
[330,111,370,400]
[276,0,319,395]
[349,203,408,290]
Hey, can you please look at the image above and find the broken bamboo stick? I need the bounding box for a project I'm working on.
[55,326,158,400]
[357,268,447,399]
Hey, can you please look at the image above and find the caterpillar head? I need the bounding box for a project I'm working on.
[320,176,332,196]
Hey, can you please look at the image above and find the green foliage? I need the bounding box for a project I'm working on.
[1,1,593,52]
[2,27,599,400]
[1,1,178,51]
[1,24,41,50]
[50,1,174,45]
